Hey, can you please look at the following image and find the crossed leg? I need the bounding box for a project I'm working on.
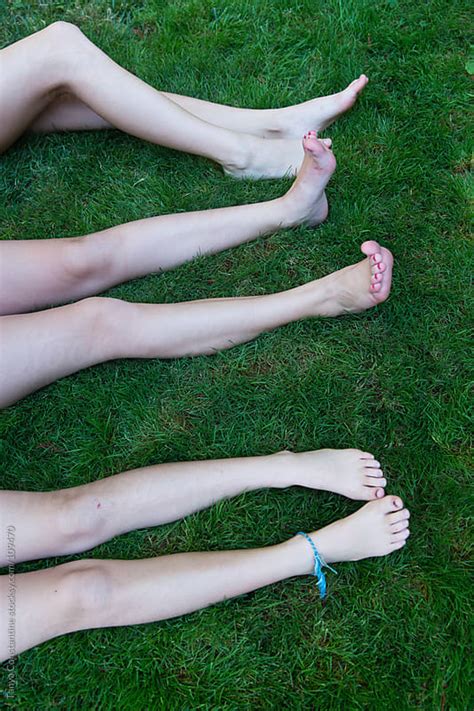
[31,73,368,140]
[0,22,367,178]
[0,451,409,660]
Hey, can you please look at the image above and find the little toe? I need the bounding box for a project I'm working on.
[359,452,375,460]
[370,282,382,293]
[364,486,385,500]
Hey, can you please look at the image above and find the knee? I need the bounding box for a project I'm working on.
[73,296,132,361]
[39,22,92,89]
[62,235,116,285]
[54,488,110,555]
[43,21,85,45]
[58,559,114,630]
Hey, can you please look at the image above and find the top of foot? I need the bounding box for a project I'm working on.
[283,448,386,501]
[310,495,410,564]
[274,75,369,140]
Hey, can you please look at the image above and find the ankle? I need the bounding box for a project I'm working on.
[264,450,300,488]
[221,133,256,174]
[266,196,296,230]
[281,535,316,576]
[276,193,303,229]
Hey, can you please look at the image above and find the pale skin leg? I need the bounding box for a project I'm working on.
[0,495,409,661]
[31,77,369,139]
[0,239,393,408]
[0,21,326,179]
[0,449,387,566]
[0,134,336,315]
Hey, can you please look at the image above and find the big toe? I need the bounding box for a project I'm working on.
[302,131,325,155]
[380,495,404,513]
[360,240,381,257]
[352,74,368,90]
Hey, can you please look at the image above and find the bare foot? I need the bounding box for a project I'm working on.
[313,240,393,317]
[223,133,304,180]
[308,496,410,564]
[279,448,386,501]
[271,75,369,139]
[280,131,337,227]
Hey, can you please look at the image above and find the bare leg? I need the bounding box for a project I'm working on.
[0,240,393,408]
[30,74,368,138]
[0,134,336,315]
[161,75,369,138]
[0,22,304,179]
[30,92,112,133]
[0,496,409,661]
[0,449,387,565]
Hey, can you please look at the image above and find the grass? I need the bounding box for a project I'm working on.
[0,0,472,708]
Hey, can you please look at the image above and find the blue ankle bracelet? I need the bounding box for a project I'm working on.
[297,532,337,599]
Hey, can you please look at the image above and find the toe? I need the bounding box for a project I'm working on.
[375,247,393,303]
[391,529,410,543]
[359,451,375,460]
[364,478,387,499]
[391,520,409,533]
[381,495,403,513]
[302,131,325,156]
[360,240,381,257]
[364,467,384,478]
[365,459,381,469]
[370,283,382,293]
[366,476,386,488]
[364,486,385,500]
[387,508,410,524]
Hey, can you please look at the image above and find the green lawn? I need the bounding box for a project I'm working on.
[0,0,472,708]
